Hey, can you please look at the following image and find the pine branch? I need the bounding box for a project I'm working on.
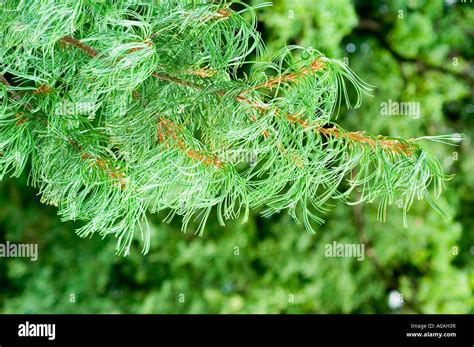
[59,35,98,58]
[57,35,415,158]
[59,35,222,168]
[0,1,459,255]
[0,74,128,188]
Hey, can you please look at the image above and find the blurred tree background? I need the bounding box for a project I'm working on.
[0,0,472,313]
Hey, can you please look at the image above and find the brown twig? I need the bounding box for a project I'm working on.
[59,35,98,58]
[59,36,223,168]
[127,39,154,53]
[1,73,128,188]
[69,139,127,190]
[157,119,222,168]
[58,35,415,161]
[202,7,232,21]
[240,58,325,94]
[317,126,414,156]
[33,84,53,95]
[232,64,414,157]
[0,74,12,87]
[151,72,203,90]
[82,153,127,190]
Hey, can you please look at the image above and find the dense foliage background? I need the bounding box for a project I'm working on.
[0,0,472,313]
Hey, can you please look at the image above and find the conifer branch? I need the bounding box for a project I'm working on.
[0,1,459,254]
[157,118,223,168]
[59,35,98,58]
[58,35,221,167]
[1,74,127,187]
[61,34,405,159]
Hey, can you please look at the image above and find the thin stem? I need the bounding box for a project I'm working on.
[157,118,223,168]
[241,58,325,94]
[57,36,415,157]
[1,74,127,187]
[59,35,98,58]
[59,36,222,168]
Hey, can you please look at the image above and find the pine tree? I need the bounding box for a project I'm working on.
[0,0,460,255]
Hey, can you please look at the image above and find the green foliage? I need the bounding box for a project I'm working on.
[0,0,459,255]
[0,0,472,314]
[252,0,358,57]
[2,178,470,313]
